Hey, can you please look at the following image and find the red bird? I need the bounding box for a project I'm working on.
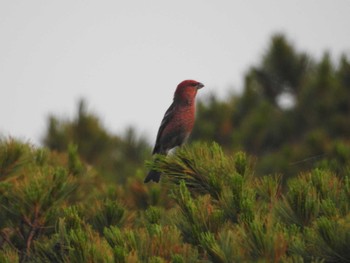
[144,80,204,183]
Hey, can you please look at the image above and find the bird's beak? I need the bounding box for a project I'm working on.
[197,82,204,89]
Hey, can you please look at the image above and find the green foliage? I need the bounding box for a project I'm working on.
[90,199,127,234]
[306,216,350,262]
[67,144,84,176]
[1,139,350,262]
[199,232,226,263]
[192,34,350,181]
[33,218,114,263]
[276,169,350,229]
[150,142,247,200]
[145,206,162,225]
[42,99,151,184]
[0,244,19,263]
[103,224,199,262]
[171,181,225,245]
[0,139,29,179]
[0,140,78,261]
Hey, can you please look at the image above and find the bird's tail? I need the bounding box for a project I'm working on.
[144,169,161,183]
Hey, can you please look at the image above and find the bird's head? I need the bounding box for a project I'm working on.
[174,80,204,103]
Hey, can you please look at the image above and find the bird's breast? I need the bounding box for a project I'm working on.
[173,105,195,131]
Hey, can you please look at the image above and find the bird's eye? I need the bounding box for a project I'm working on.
[191,83,198,87]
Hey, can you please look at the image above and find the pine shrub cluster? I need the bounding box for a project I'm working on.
[1,139,350,262]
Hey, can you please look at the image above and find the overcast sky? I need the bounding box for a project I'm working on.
[1,1,349,145]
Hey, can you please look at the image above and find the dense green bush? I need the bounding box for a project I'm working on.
[1,140,350,262]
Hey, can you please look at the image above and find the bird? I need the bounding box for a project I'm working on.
[144,79,204,183]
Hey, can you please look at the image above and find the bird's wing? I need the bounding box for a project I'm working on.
[152,102,176,154]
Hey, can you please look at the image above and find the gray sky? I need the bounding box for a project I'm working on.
[1,1,349,145]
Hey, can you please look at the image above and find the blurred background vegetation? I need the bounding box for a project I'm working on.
[43,33,350,183]
[1,34,350,262]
